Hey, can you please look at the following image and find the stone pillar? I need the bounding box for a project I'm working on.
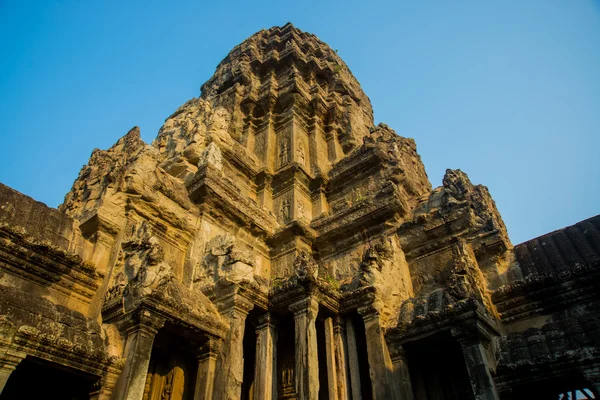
[195,337,221,400]
[453,328,500,400]
[290,297,319,400]
[323,317,339,399]
[0,353,23,395]
[389,344,414,400]
[89,370,120,400]
[358,306,396,400]
[345,318,362,400]
[213,295,254,400]
[111,312,165,400]
[253,313,277,400]
[333,318,349,400]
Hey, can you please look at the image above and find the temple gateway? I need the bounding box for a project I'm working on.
[0,23,598,400]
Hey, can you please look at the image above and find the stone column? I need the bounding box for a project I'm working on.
[0,353,23,395]
[290,297,319,400]
[253,313,277,400]
[358,306,396,400]
[345,318,362,400]
[213,295,254,400]
[453,328,500,400]
[389,344,414,400]
[323,317,339,399]
[89,370,120,400]
[195,337,221,400]
[111,312,165,400]
[333,318,349,400]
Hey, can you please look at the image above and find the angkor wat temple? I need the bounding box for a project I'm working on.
[0,23,598,400]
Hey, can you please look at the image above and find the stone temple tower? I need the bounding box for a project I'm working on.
[0,23,599,400]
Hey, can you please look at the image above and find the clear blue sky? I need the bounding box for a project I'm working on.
[0,1,598,245]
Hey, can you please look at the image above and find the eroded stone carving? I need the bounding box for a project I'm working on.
[294,251,318,280]
[195,234,256,287]
[198,141,223,171]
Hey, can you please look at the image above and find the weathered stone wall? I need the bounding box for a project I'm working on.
[0,183,77,252]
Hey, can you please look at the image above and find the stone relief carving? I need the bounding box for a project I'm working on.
[198,142,223,171]
[279,137,290,167]
[280,198,291,223]
[447,239,495,313]
[208,107,231,138]
[104,221,174,309]
[296,140,306,166]
[331,197,350,214]
[294,250,318,280]
[194,234,256,286]
[297,201,306,220]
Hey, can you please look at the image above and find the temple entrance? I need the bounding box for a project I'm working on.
[405,333,474,400]
[241,310,258,400]
[0,356,96,400]
[276,313,296,399]
[346,313,373,400]
[316,317,329,400]
[143,325,200,400]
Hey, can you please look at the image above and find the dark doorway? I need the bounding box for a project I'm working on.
[349,313,373,400]
[276,313,296,399]
[316,318,329,400]
[405,333,474,400]
[241,311,258,400]
[0,356,96,400]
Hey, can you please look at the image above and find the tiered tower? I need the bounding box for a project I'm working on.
[0,23,598,400]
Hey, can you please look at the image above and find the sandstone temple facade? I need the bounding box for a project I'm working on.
[0,23,599,400]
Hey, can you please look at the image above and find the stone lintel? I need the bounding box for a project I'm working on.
[390,302,501,346]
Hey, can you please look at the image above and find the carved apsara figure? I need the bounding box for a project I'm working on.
[294,250,318,280]
[281,198,291,222]
[279,138,290,166]
[298,201,305,220]
[296,140,306,166]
